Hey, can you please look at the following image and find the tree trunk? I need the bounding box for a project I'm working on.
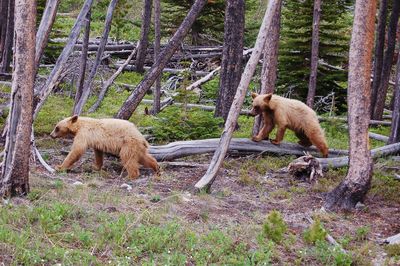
[371,0,388,117]
[115,0,208,120]
[324,0,377,211]
[252,0,282,136]
[33,0,94,120]
[35,0,60,68]
[0,0,14,73]
[135,0,152,73]
[73,0,118,115]
[389,46,400,143]
[73,10,91,114]
[0,0,9,61]
[151,0,161,114]
[214,0,245,122]
[306,0,322,108]
[194,0,281,191]
[372,0,400,120]
[0,0,36,197]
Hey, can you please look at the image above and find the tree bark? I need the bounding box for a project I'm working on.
[35,0,60,68]
[371,0,388,117]
[74,0,118,115]
[88,46,137,113]
[0,0,36,197]
[151,0,161,114]
[306,0,322,108]
[115,0,208,120]
[33,0,94,120]
[135,0,152,73]
[0,0,14,73]
[73,10,91,114]
[324,0,377,211]
[214,0,245,122]
[372,0,400,120]
[252,0,282,136]
[0,0,9,62]
[389,45,400,143]
[194,0,281,191]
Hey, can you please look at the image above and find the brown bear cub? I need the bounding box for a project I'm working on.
[50,115,159,178]
[250,93,329,157]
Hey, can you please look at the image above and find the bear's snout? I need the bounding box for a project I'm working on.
[50,130,58,139]
[249,107,259,117]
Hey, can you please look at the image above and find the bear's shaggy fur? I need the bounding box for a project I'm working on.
[50,115,159,178]
[250,93,329,157]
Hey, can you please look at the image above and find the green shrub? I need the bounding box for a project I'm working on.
[303,219,327,245]
[262,210,287,243]
[152,106,223,142]
[312,240,352,266]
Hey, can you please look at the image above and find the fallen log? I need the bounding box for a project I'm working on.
[317,142,400,168]
[113,64,211,76]
[369,132,389,142]
[319,116,391,126]
[148,138,347,161]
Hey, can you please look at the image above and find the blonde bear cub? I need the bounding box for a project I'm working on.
[250,93,329,158]
[50,115,159,178]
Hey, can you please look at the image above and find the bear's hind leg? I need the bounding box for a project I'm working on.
[139,153,160,174]
[120,146,140,179]
[295,131,312,147]
[308,133,329,158]
[94,149,104,171]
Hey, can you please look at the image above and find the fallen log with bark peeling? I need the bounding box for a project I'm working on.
[368,132,389,142]
[148,138,347,161]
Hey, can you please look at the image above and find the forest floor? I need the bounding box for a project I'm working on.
[1,135,400,265]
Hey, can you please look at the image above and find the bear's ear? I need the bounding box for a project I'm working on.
[70,115,78,123]
[264,93,272,103]
[251,92,258,99]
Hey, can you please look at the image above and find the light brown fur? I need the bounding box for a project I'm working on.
[50,115,159,178]
[250,93,329,157]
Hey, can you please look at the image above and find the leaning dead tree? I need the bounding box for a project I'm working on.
[1,0,36,197]
[195,0,281,191]
[135,0,153,73]
[116,0,208,120]
[252,0,282,136]
[35,0,60,68]
[33,0,94,120]
[74,0,119,115]
[214,0,245,122]
[324,0,377,211]
[306,0,322,108]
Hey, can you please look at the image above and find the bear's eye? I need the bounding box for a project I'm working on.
[254,106,260,112]
[55,126,60,132]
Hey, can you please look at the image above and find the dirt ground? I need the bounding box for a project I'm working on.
[21,136,400,265]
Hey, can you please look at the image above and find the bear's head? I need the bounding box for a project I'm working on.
[249,93,272,116]
[50,115,79,139]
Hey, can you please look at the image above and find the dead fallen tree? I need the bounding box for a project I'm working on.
[148,138,347,161]
[317,142,400,168]
[113,64,211,77]
[369,132,389,142]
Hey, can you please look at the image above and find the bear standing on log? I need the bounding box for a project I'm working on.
[50,115,159,178]
[250,93,329,158]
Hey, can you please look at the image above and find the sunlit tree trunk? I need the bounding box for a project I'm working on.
[324,0,377,211]
[0,0,36,197]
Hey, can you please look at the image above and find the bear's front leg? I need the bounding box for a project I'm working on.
[271,126,286,145]
[94,149,104,171]
[57,140,87,171]
[252,113,275,142]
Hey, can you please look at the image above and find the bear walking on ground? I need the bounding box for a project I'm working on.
[50,115,159,178]
[250,93,329,157]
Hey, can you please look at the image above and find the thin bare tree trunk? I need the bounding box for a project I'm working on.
[151,0,161,114]
[0,0,14,73]
[371,0,388,117]
[33,0,94,120]
[194,0,280,191]
[116,0,208,120]
[372,0,400,120]
[389,46,400,143]
[73,10,91,114]
[0,0,9,61]
[214,0,245,122]
[135,0,152,73]
[324,0,377,211]
[0,0,36,197]
[74,0,118,115]
[252,0,282,136]
[306,0,322,108]
[88,46,137,113]
[35,0,60,67]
